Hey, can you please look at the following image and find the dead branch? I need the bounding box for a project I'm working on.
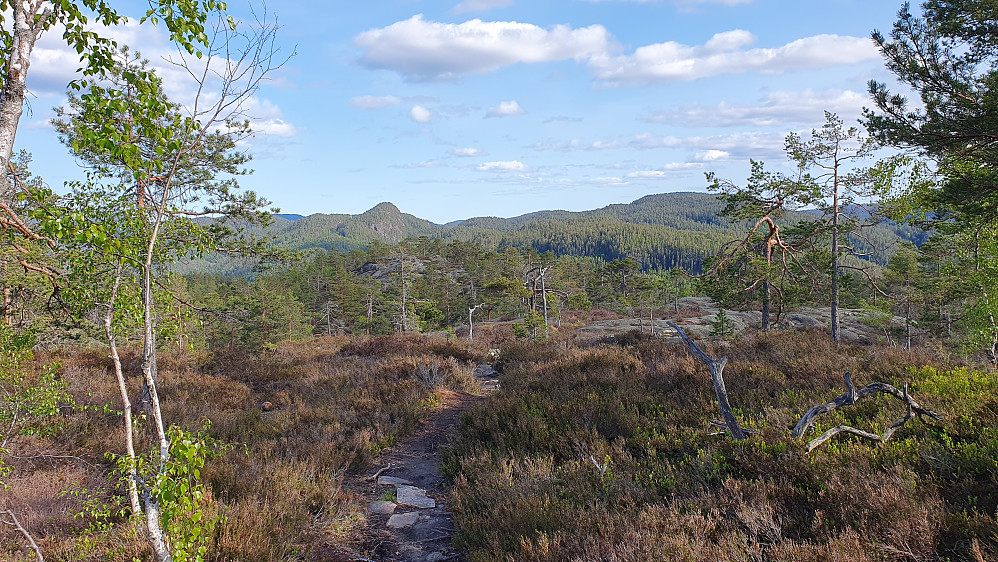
[364,463,394,482]
[0,509,44,561]
[668,322,747,440]
[794,373,944,452]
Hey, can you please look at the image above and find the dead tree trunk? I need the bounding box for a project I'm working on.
[468,303,484,341]
[668,322,747,440]
[793,371,943,452]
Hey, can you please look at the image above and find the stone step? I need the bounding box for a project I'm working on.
[396,485,436,509]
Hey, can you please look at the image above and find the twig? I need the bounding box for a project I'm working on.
[1,509,44,561]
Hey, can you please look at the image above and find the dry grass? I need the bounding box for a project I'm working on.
[1,333,486,561]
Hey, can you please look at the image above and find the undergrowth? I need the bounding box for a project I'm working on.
[0,333,486,560]
[443,330,997,561]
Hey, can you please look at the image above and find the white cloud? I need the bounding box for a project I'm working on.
[625,164,701,177]
[531,138,622,151]
[589,31,880,87]
[348,95,401,109]
[591,176,628,185]
[354,14,611,81]
[663,162,704,170]
[641,89,867,127]
[252,119,299,138]
[396,160,447,168]
[478,160,528,172]
[410,105,433,123]
[31,19,299,139]
[531,131,786,160]
[695,149,731,161]
[486,100,525,117]
[453,0,515,13]
[627,170,668,178]
[450,147,483,156]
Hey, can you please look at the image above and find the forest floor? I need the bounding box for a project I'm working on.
[352,367,499,561]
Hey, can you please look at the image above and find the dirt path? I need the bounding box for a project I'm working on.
[354,368,498,562]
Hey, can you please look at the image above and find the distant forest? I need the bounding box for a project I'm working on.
[182,192,926,276]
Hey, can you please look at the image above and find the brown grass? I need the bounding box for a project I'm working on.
[2,333,484,560]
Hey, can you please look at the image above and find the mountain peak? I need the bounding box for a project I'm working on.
[364,202,401,216]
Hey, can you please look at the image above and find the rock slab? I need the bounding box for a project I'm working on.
[368,501,397,515]
[396,485,436,509]
[387,511,419,529]
[378,475,413,486]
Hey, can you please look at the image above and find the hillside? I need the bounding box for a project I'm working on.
[180,192,921,275]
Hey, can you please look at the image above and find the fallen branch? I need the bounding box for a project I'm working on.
[794,373,943,452]
[668,322,747,440]
[1,509,44,561]
[364,463,393,482]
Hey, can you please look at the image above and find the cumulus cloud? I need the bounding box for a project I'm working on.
[589,31,880,87]
[410,105,433,123]
[450,147,483,156]
[695,149,731,161]
[348,95,401,109]
[641,89,867,127]
[453,0,515,13]
[478,160,528,172]
[354,14,611,81]
[30,19,299,139]
[591,176,628,185]
[486,100,525,117]
[251,119,299,138]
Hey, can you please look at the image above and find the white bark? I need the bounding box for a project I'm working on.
[0,2,47,194]
[103,263,142,517]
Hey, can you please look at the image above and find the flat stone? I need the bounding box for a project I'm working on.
[426,553,445,562]
[386,511,419,529]
[368,501,397,515]
[396,485,436,509]
[378,475,413,486]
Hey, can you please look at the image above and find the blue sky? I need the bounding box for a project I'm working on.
[20,0,907,223]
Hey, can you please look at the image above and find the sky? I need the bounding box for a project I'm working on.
[18,0,910,224]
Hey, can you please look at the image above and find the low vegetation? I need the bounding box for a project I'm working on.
[443,330,997,561]
[0,334,486,560]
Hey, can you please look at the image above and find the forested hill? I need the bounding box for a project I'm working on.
[259,192,741,271]
[190,192,921,274]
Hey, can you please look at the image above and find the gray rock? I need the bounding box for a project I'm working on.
[473,364,497,378]
[396,485,436,509]
[378,475,413,486]
[387,511,419,529]
[426,553,445,562]
[368,501,397,515]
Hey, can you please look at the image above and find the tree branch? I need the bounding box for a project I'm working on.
[0,509,44,561]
